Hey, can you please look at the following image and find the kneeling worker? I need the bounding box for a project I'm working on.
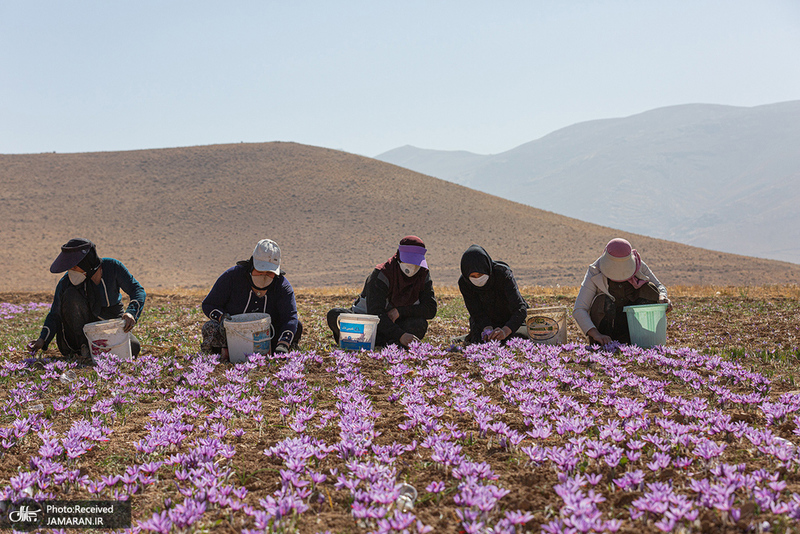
[201,239,302,358]
[28,238,146,359]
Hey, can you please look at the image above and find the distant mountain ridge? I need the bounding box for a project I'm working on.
[376,101,800,264]
[3,142,800,291]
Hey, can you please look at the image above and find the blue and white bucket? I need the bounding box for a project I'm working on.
[337,313,380,351]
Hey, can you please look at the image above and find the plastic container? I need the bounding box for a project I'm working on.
[83,319,132,363]
[526,306,568,345]
[337,313,380,351]
[396,483,417,512]
[60,370,77,384]
[623,303,668,348]
[225,313,273,363]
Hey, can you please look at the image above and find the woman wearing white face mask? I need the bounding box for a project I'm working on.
[27,238,146,360]
[327,235,437,349]
[573,238,670,346]
[457,245,528,344]
[201,239,302,359]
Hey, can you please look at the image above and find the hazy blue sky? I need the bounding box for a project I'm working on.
[2,1,799,157]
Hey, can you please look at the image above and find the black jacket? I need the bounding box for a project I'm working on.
[458,245,527,341]
[354,268,437,343]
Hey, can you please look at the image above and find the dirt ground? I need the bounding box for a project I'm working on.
[2,288,800,533]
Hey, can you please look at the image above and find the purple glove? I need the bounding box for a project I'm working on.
[481,327,493,341]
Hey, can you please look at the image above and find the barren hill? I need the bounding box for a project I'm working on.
[2,142,799,292]
[377,101,800,264]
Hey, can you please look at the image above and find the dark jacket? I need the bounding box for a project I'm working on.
[202,264,299,346]
[458,246,527,341]
[40,258,146,349]
[353,268,437,343]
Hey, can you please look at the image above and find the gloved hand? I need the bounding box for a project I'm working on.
[274,343,290,354]
[27,338,46,356]
[122,312,136,333]
[481,327,493,341]
[220,313,232,328]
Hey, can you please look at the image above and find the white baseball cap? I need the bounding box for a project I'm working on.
[252,239,281,274]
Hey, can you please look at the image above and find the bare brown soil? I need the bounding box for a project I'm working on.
[3,143,799,292]
[2,288,800,532]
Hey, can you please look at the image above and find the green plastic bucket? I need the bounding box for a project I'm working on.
[623,303,668,348]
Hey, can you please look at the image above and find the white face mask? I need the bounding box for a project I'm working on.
[400,262,420,277]
[470,274,489,287]
[251,273,273,290]
[68,270,86,286]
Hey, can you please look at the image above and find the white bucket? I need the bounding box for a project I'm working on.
[623,303,668,348]
[526,306,568,345]
[337,313,380,351]
[225,313,273,363]
[83,319,132,364]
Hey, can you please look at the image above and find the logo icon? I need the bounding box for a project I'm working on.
[526,315,560,341]
[4,500,43,531]
[10,504,40,522]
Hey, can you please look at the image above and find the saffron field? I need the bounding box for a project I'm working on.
[1,287,800,534]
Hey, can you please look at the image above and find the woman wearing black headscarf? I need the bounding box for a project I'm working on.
[27,238,146,359]
[458,245,528,344]
[327,236,437,348]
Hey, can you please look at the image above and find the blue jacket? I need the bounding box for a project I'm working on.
[40,258,146,349]
[202,264,300,346]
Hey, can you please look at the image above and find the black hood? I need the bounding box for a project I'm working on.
[460,245,493,279]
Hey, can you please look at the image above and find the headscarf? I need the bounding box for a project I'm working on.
[627,249,647,288]
[76,246,101,279]
[460,245,494,291]
[376,236,428,307]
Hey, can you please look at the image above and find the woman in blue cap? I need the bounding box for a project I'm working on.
[327,235,437,348]
[27,238,146,359]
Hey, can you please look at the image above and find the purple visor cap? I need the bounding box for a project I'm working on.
[50,239,93,273]
[398,245,428,269]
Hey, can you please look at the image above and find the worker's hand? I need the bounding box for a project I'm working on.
[660,296,673,313]
[587,328,613,346]
[399,333,419,348]
[274,342,290,354]
[122,313,136,333]
[488,326,512,341]
[387,308,400,322]
[27,338,46,356]
[481,327,493,341]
